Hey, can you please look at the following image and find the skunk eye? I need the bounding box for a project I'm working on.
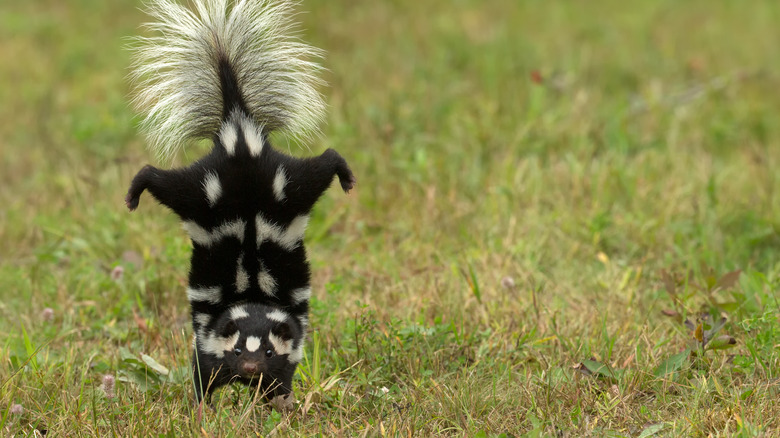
[265,349,274,358]
[234,347,242,356]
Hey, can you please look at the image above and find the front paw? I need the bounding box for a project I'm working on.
[270,392,297,412]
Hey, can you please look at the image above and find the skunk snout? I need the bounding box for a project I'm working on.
[241,361,261,375]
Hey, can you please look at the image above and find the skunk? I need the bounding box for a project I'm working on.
[125,0,354,408]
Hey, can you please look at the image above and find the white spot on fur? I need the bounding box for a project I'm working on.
[290,287,311,305]
[255,214,309,250]
[269,332,292,356]
[182,219,246,247]
[219,121,238,155]
[288,343,303,364]
[240,116,264,156]
[186,286,221,304]
[181,222,212,245]
[216,220,246,242]
[230,305,249,320]
[235,254,249,293]
[280,215,309,249]
[272,166,288,201]
[298,315,309,331]
[225,332,239,351]
[257,269,278,296]
[203,171,222,207]
[194,313,211,328]
[198,329,239,359]
[254,215,282,247]
[245,336,261,352]
[266,309,289,323]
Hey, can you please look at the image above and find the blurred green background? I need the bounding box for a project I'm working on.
[1,0,779,435]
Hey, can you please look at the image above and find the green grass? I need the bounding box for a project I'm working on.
[2,0,780,435]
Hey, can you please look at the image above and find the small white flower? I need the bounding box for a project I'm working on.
[501,276,515,290]
[41,308,54,322]
[110,266,124,282]
[380,387,389,394]
[10,404,23,416]
[101,374,116,398]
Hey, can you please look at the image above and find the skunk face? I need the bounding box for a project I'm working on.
[192,303,303,399]
[214,304,303,380]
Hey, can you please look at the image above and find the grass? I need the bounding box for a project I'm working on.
[1,0,780,435]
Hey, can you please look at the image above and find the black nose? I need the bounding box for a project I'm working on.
[242,361,260,375]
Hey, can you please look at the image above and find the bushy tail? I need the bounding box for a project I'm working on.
[130,0,325,160]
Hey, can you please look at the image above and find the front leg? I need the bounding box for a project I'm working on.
[192,351,230,405]
[267,371,296,411]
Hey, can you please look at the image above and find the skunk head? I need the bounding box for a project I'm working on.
[209,304,303,381]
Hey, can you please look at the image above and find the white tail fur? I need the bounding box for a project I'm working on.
[130,0,325,160]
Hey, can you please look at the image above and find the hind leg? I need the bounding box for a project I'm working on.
[126,164,206,217]
[322,148,356,193]
[285,148,356,211]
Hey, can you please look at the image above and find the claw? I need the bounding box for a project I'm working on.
[271,392,296,412]
[125,193,140,211]
[341,174,357,193]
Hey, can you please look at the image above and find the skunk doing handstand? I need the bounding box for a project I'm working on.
[125,0,355,410]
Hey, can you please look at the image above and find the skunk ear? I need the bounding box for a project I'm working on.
[272,322,292,340]
[220,320,238,337]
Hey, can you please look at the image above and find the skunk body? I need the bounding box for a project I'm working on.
[125,0,354,406]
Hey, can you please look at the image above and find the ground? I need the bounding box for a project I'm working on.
[1,0,779,436]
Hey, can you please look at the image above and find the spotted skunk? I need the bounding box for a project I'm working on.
[124,0,354,408]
